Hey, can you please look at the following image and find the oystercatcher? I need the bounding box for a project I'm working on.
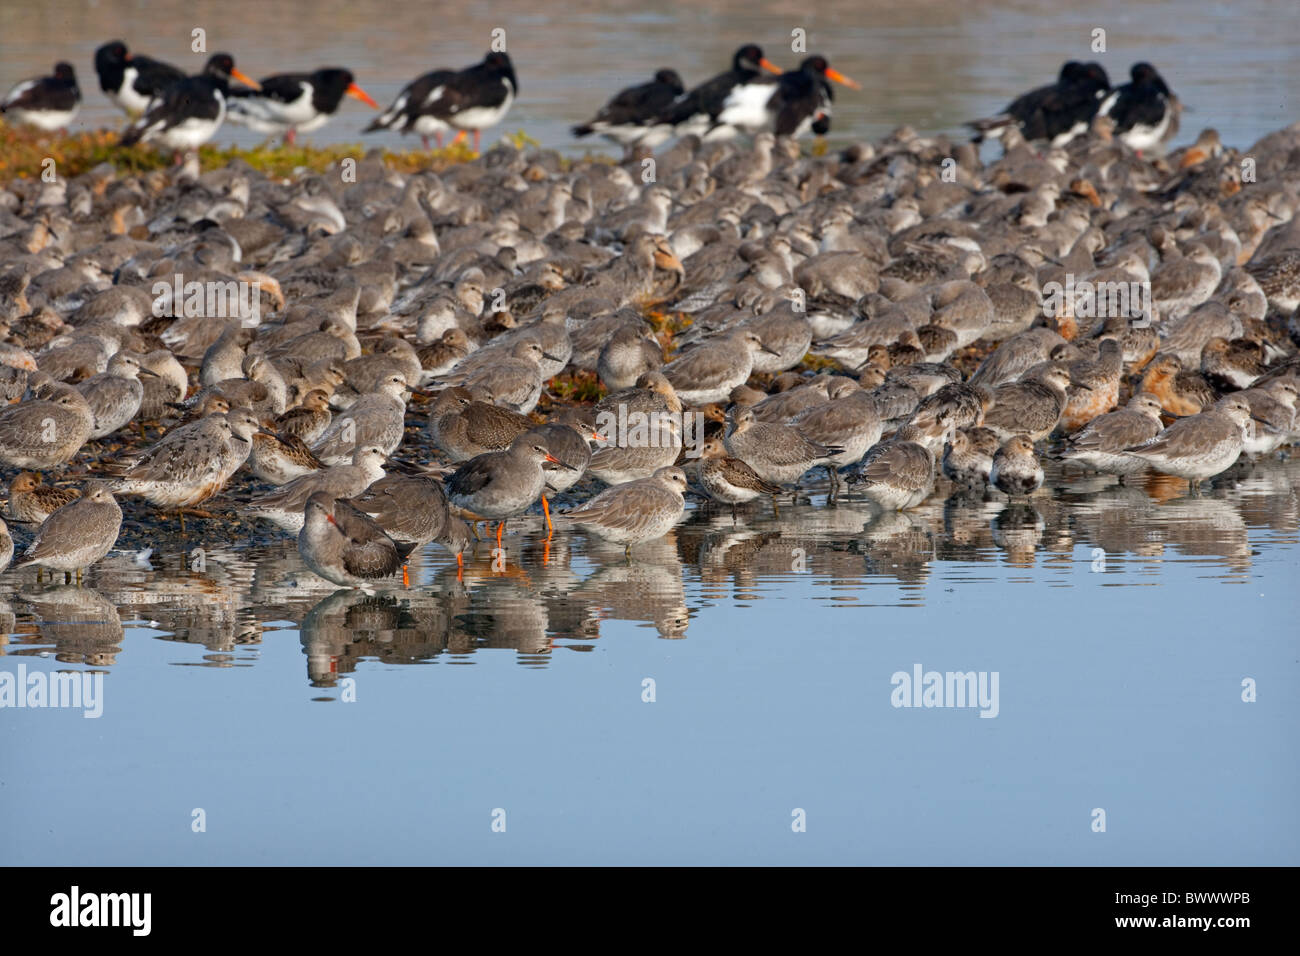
[94,40,185,117]
[120,53,260,158]
[366,68,459,149]
[655,44,782,141]
[368,51,516,153]
[1,62,81,132]
[572,69,684,150]
[716,55,859,138]
[1098,62,1177,152]
[430,51,518,153]
[226,68,378,144]
[969,60,1110,146]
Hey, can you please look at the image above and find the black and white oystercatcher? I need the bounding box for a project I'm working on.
[969,60,1110,146]
[368,51,516,153]
[1097,62,1178,152]
[656,44,782,140]
[227,67,378,144]
[93,40,185,117]
[572,69,684,150]
[716,54,860,138]
[1,62,81,132]
[120,53,260,156]
[365,68,459,149]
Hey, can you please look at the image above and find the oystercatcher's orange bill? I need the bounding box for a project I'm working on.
[759,58,783,75]
[230,68,262,91]
[825,67,861,90]
[347,83,379,108]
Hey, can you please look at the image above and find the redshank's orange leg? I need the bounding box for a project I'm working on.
[456,551,464,582]
[542,495,553,532]
[402,564,410,588]
[473,130,480,153]
[452,130,466,146]
[496,521,505,548]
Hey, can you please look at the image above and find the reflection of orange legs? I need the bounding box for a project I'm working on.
[542,528,553,566]
[542,495,553,532]
[456,551,464,582]
[496,521,505,548]
[402,564,410,588]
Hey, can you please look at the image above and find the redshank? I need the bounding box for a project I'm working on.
[298,492,416,590]
[347,472,460,582]
[445,434,572,547]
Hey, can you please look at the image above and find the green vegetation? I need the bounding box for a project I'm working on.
[0,123,485,182]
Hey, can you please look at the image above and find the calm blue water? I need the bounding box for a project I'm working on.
[3,461,1297,865]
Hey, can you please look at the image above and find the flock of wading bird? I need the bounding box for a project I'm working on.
[0,38,1298,591]
[3,40,1178,154]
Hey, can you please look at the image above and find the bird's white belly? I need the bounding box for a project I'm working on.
[114,67,153,115]
[151,97,226,149]
[448,88,514,131]
[411,113,451,135]
[717,82,776,133]
[1121,106,1171,151]
[8,105,79,131]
